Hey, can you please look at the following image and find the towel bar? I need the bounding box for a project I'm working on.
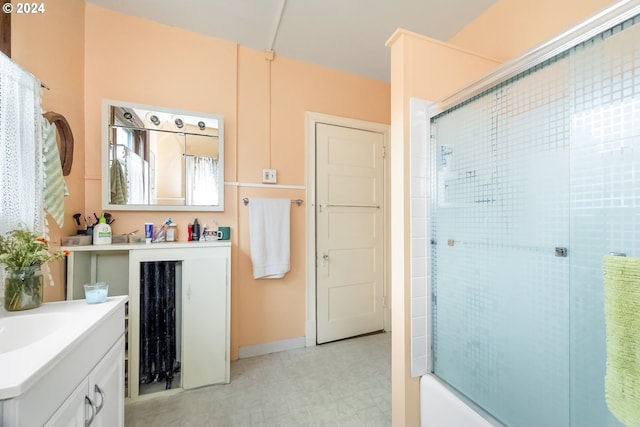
[243,198,303,206]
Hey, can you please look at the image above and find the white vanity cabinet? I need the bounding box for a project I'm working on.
[0,297,127,427]
[181,257,228,389]
[45,336,125,427]
[64,242,232,402]
[44,376,87,427]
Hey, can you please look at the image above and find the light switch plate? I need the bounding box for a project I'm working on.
[262,169,277,183]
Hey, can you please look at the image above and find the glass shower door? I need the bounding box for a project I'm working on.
[431,60,572,426]
[568,21,640,427]
[431,14,640,427]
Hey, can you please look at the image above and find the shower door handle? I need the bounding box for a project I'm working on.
[555,247,568,257]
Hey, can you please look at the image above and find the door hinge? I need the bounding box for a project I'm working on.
[382,146,387,158]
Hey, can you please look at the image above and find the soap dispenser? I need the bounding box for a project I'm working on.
[93,213,112,245]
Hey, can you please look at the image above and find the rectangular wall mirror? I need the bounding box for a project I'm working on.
[101,100,224,211]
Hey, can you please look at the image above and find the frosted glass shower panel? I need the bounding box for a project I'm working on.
[569,21,640,427]
[431,14,640,427]
[432,60,572,426]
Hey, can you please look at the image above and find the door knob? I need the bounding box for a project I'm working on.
[321,253,329,266]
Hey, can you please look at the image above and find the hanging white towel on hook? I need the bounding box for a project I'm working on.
[249,198,291,279]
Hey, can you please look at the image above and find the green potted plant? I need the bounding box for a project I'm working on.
[0,229,68,311]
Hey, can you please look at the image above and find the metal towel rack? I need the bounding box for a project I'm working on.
[609,252,627,257]
[243,198,303,206]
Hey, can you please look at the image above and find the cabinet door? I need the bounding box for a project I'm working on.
[182,257,228,389]
[90,336,125,427]
[44,378,89,427]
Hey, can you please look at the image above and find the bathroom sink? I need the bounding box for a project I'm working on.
[0,312,71,353]
[0,296,128,426]
[0,296,128,401]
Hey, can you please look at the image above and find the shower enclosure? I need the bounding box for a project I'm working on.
[429,10,640,427]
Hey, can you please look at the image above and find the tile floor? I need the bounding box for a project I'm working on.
[125,332,391,427]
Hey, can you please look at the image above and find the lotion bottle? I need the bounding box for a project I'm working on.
[93,214,112,245]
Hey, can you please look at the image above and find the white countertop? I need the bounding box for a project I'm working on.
[0,296,128,400]
[63,240,231,252]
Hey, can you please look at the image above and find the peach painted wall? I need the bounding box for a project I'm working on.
[449,0,619,61]
[235,48,390,349]
[84,4,390,360]
[11,0,86,302]
[387,30,501,102]
[386,30,500,427]
[388,1,622,425]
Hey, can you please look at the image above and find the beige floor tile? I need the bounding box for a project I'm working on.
[126,332,390,427]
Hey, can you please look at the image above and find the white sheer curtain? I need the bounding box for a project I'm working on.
[123,147,147,204]
[0,52,45,292]
[185,155,218,205]
[0,52,44,236]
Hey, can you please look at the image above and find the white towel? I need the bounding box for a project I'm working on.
[110,158,127,204]
[249,198,291,279]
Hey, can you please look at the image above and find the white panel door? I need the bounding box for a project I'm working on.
[316,123,385,344]
[181,257,227,389]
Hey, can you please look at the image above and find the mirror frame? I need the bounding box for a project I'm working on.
[101,99,225,211]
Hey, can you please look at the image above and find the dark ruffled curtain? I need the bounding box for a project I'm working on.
[139,261,180,389]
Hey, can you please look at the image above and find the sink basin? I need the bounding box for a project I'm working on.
[0,312,71,353]
[0,296,128,403]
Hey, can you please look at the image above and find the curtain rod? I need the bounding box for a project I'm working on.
[0,50,50,90]
[243,198,303,206]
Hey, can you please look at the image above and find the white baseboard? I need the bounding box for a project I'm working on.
[239,337,306,359]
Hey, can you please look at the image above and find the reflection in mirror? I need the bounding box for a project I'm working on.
[102,100,224,211]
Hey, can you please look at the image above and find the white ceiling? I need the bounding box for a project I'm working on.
[86,0,497,82]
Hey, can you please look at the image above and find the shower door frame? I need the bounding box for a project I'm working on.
[428,1,640,122]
